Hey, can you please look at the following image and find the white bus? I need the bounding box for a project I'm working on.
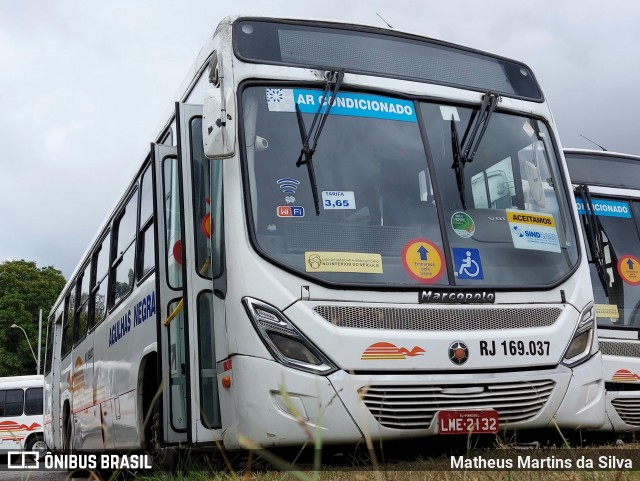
[44,16,604,458]
[0,375,45,453]
[565,148,640,432]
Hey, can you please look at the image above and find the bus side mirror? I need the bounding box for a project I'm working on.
[202,88,236,159]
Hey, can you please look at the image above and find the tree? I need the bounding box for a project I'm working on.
[0,260,66,376]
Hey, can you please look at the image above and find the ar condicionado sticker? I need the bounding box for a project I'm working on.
[618,255,640,286]
[402,239,444,283]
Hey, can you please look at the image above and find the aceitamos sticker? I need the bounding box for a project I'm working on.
[506,209,560,253]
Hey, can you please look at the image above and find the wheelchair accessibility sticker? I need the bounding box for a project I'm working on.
[452,248,484,280]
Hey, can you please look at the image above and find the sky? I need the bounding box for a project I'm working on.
[1,0,639,279]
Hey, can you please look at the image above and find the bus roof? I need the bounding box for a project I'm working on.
[0,374,43,384]
[564,148,640,162]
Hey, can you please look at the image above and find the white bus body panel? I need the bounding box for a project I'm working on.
[92,277,157,448]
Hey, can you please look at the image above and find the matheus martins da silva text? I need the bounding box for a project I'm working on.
[451,455,633,470]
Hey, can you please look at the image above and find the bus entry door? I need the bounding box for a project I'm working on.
[152,143,190,445]
[176,102,223,443]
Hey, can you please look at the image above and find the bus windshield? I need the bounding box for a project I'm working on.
[580,198,640,329]
[242,85,579,287]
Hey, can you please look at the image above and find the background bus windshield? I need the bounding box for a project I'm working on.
[581,199,640,328]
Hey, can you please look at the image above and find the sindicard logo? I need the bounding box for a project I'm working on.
[449,341,469,365]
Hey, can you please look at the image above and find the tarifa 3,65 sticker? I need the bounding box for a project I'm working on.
[401,239,444,283]
[322,191,356,210]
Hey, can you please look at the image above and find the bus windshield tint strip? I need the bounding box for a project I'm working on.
[235,19,543,102]
[565,153,640,189]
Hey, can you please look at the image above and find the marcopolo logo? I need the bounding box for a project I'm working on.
[419,290,496,304]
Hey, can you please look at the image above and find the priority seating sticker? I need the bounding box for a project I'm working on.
[617,255,640,286]
[401,239,444,283]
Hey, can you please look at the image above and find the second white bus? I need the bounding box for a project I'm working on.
[0,375,45,454]
[565,148,640,432]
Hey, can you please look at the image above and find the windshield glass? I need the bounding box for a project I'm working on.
[242,85,579,287]
[578,198,640,328]
[421,103,578,286]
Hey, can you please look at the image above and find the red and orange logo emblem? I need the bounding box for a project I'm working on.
[361,342,425,360]
[612,369,640,382]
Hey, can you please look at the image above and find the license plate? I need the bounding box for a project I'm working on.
[437,410,499,434]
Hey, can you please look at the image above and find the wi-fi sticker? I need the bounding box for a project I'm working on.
[277,178,300,194]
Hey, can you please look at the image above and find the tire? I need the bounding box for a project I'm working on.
[63,410,72,453]
[148,400,176,470]
[25,433,47,458]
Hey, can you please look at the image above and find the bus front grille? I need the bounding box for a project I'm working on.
[360,380,555,430]
[600,340,640,358]
[314,306,561,331]
[611,398,640,426]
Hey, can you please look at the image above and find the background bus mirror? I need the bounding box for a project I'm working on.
[202,88,236,159]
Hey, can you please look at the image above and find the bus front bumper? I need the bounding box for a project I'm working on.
[222,353,604,448]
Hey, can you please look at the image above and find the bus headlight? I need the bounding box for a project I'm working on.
[562,303,595,367]
[243,297,337,375]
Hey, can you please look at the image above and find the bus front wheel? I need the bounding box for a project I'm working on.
[26,433,47,458]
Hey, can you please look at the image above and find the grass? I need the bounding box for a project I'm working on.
[126,431,640,481]
[92,384,640,481]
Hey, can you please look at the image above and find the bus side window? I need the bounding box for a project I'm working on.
[74,265,90,344]
[111,190,139,307]
[24,387,43,415]
[61,292,75,359]
[0,389,24,416]
[44,315,58,375]
[138,166,155,280]
[90,232,110,329]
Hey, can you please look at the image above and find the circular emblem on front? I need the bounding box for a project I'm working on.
[449,341,469,365]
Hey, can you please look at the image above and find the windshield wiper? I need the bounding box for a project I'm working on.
[450,115,466,208]
[295,70,344,215]
[577,184,609,296]
[461,92,499,163]
[450,92,499,208]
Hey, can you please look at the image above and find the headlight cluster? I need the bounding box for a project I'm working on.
[562,303,596,367]
[243,297,337,375]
